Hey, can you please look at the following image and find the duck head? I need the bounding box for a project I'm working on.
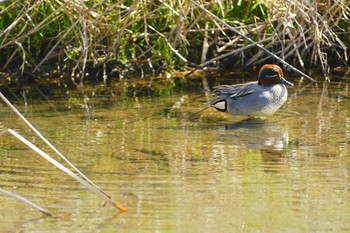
[258,64,294,87]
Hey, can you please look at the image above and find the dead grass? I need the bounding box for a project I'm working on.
[0,0,349,83]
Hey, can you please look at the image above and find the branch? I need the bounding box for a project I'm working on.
[189,0,315,82]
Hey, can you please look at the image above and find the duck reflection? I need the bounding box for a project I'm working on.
[217,118,289,160]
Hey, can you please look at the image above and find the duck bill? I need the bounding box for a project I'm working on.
[280,77,294,86]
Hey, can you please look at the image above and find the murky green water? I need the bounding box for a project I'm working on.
[1,76,350,232]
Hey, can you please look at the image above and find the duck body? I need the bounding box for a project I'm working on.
[208,64,293,117]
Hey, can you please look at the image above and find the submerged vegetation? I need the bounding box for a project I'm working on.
[0,0,349,85]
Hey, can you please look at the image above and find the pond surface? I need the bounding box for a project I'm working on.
[1,75,350,232]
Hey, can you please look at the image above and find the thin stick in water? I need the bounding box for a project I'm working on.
[0,92,110,199]
[0,188,52,216]
[7,129,127,212]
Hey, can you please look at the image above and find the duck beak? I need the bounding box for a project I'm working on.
[280,77,294,86]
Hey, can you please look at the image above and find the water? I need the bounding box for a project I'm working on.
[1,77,350,232]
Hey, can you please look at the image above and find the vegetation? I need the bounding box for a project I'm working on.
[0,0,349,85]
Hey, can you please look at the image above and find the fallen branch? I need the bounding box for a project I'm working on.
[189,37,272,74]
[189,0,315,82]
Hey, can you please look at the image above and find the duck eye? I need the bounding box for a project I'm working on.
[265,74,278,78]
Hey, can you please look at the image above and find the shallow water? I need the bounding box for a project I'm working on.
[1,77,350,232]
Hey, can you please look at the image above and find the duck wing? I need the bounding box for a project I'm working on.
[213,81,258,99]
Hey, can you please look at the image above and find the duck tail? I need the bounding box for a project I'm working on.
[207,98,227,112]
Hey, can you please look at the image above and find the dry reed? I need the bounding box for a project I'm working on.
[0,0,349,82]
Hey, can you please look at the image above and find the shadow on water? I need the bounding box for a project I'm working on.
[159,118,289,151]
[219,118,288,150]
[212,118,289,163]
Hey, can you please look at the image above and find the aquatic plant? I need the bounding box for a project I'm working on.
[0,0,349,83]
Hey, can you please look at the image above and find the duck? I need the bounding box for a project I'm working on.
[208,64,293,117]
